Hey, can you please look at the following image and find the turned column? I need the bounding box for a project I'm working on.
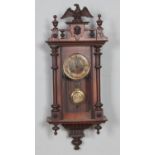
[50,46,60,117]
[94,45,107,133]
[94,45,103,112]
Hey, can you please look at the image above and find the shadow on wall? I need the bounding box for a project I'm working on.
[102,19,120,134]
[37,19,53,137]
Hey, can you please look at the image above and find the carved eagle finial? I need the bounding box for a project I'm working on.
[61,4,93,23]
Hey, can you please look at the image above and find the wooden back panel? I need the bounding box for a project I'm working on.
[60,46,93,120]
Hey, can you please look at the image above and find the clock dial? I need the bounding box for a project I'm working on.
[63,54,90,80]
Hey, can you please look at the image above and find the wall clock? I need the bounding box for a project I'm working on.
[46,4,108,150]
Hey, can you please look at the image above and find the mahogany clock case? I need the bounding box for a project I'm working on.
[46,4,108,150]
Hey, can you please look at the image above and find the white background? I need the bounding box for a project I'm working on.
[0,0,155,155]
[35,0,119,155]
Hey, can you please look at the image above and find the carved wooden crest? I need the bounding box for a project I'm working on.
[61,4,93,24]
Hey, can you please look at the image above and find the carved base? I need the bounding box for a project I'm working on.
[63,124,91,150]
[70,129,84,150]
[47,117,107,150]
[72,137,82,150]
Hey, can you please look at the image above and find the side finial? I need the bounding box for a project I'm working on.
[51,15,59,39]
[52,15,58,28]
[97,14,103,28]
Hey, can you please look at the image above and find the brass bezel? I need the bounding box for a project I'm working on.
[71,88,85,105]
[63,53,90,80]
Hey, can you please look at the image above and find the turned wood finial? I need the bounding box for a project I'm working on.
[97,14,103,28]
[52,124,60,135]
[52,15,58,28]
[60,29,65,39]
[95,124,102,134]
[51,15,59,38]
